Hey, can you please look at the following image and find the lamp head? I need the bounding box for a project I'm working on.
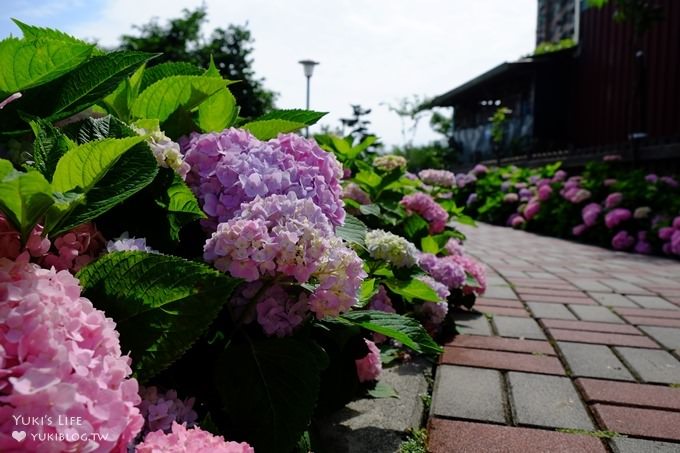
[299,60,319,77]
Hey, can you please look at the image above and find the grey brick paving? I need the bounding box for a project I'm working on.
[628,295,678,310]
[431,365,505,423]
[527,302,576,320]
[615,347,680,384]
[569,305,624,323]
[640,326,680,351]
[565,278,613,292]
[557,342,634,381]
[493,316,546,340]
[483,286,517,300]
[453,312,493,336]
[599,279,652,295]
[587,292,639,307]
[507,372,594,429]
[610,437,680,453]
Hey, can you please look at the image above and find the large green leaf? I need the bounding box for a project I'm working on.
[49,51,155,120]
[11,19,101,52]
[215,337,326,453]
[78,251,240,382]
[51,136,145,193]
[131,75,227,123]
[28,118,72,179]
[0,37,93,95]
[156,172,206,241]
[336,214,367,248]
[340,310,442,355]
[0,160,54,238]
[139,62,202,92]
[197,87,238,132]
[242,119,307,140]
[100,63,146,120]
[384,277,440,302]
[255,109,327,125]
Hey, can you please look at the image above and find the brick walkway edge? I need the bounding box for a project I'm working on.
[428,223,680,453]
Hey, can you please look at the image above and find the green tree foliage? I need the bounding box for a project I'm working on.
[118,6,276,118]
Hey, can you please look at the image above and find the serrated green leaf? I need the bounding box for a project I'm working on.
[139,62,203,92]
[359,203,381,217]
[357,278,378,307]
[12,19,99,51]
[255,109,327,125]
[101,62,146,120]
[349,135,377,158]
[368,382,399,398]
[0,37,93,94]
[384,277,440,303]
[404,214,429,238]
[50,51,156,120]
[51,136,145,193]
[336,214,367,248]
[330,135,352,155]
[28,118,71,179]
[340,310,442,355]
[78,251,240,382]
[197,87,238,132]
[215,337,326,453]
[131,75,226,123]
[0,159,54,238]
[241,119,307,140]
[354,170,382,189]
[420,235,440,254]
[159,172,206,240]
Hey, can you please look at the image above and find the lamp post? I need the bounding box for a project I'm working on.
[299,59,319,137]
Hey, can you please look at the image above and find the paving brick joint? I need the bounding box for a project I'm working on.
[431,223,680,452]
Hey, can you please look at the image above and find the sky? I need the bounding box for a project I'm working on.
[1,0,537,148]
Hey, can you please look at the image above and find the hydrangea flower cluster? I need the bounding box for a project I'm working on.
[400,193,448,234]
[456,173,477,188]
[136,422,254,453]
[611,230,635,250]
[605,192,623,209]
[40,223,106,272]
[582,203,602,227]
[255,284,309,337]
[369,285,396,313]
[523,199,541,221]
[0,258,142,452]
[181,128,344,229]
[447,254,487,296]
[414,275,450,333]
[204,193,365,331]
[343,182,371,205]
[419,253,466,290]
[133,123,190,179]
[0,213,49,260]
[355,339,382,383]
[605,208,632,229]
[372,154,407,172]
[503,193,518,203]
[658,216,680,256]
[106,232,157,253]
[365,229,419,268]
[444,238,465,256]
[418,169,456,187]
[138,386,198,434]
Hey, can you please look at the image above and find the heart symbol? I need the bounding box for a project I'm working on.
[12,431,26,442]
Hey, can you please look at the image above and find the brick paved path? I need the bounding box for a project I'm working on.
[429,223,680,453]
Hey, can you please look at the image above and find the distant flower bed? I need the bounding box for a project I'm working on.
[451,162,680,257]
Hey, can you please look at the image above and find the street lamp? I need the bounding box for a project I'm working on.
[299,59,319,136]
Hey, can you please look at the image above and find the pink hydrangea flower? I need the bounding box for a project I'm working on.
[552,170,567,182]
[255,285,309,337]
[503,193,519,203]
[41,223,106,272]
[136,422,254,453]
[572,224,588,236]
[471,164,488,176]
[611,230,634,250]
[634,231,653,254]
[419,253,466,290]
[604,192,623,209]
[355,339,382,383]
[466,193,478,206]
[448,254,487,296]
[342,183,371,205]
[369,286,396,313]
[523,200,541,221]
[582,203,602,227]
[659,226,675,241]
[605,208,632,229]
[509,214,526,228]
[0,213,50,260]
[181,128,344,229]
[400,193,448,234]
[0,258,142,452]
[444,238,465,256]
[603,178,618,187]
[138,387,198,434]
[633,207,651,219]
[537,185,552,201]
[418,169,456,187]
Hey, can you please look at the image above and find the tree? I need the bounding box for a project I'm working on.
[118,6,277,118]
[339,104,380,147]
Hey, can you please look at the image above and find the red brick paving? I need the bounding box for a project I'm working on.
[429,223,680,450]
[547,328,660,348]
[592,404,680,441]
[441,346,565,375]
[428,419,608,453]
[447,334,556,355]
[576,378,680,411]
[541,319,643,335]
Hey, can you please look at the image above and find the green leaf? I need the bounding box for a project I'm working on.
[336,214,367,248]
[330,135,352,155]
[357,278,378,307]
[404,214,429,238]
[359,203,381,217]
[215,337,326,453]
[368,382,399,399]
[78,251,240,382]
[131,75,227,123]
[384,277,440,303]
[0,37,93,94]
[139,62,203,92]
[51,136,145,193]
[156,172,206,240]
[420,235,440,254]
[454,214,476,226]
[50,51,156,120]
[11,19,98,50]
[0,160,54,238]
[340,310,442,355]
[354,170,382,189]
[255,109,327,125]
[348,135,377,158]
[49,138,158,234]
[28,118,71,179]
[197,87,238,132]
[101,63,146,120]
[242,119,307,140]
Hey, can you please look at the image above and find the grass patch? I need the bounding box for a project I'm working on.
[399,428,427,453]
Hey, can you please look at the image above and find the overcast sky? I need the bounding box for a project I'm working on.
[2,0,537,147]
